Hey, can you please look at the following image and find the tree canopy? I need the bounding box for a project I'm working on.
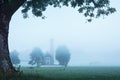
[3,0,115,21]
[56,46,71,67]
[29,47,44,67]
[20,0,116,21]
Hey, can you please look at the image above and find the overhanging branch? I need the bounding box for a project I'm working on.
[9,0,26,16]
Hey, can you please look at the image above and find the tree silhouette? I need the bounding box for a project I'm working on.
[10,50,20,66]
[29,47,44,67]
[0,0,116,74]
[56,46,71,67]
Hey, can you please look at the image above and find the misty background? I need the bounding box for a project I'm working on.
[9,0,120,66]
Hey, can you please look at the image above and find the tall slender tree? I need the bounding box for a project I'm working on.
[0,0,116,74]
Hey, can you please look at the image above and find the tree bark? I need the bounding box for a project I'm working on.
[0,12,16,75]
[0,0,26,75]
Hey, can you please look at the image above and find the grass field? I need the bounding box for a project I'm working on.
[1,67,120,80]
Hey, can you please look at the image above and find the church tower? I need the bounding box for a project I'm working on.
[50,39,54,65]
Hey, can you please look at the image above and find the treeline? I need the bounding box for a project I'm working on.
[10,45,71,67]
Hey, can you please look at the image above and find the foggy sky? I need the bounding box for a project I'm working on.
[9,0,120,66]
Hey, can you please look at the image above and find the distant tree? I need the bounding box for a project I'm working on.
[56,46,71,67]
[10,50,20,66]
[29,47,44,67]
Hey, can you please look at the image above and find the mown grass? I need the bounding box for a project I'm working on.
[1,67,120,80]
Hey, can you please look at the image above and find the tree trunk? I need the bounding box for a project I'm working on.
[0,12,16,75]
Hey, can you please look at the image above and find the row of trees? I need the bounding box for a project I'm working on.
[29,46,71,67]
[10,45,71,67]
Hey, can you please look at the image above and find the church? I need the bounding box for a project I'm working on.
[43,39,54,65]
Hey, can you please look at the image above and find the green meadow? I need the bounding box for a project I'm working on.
[1,67,120,80]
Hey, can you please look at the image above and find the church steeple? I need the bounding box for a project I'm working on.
[50,39,54,64]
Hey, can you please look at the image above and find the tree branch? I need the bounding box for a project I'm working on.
[91,0,98,7]
[9,0,26,16]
